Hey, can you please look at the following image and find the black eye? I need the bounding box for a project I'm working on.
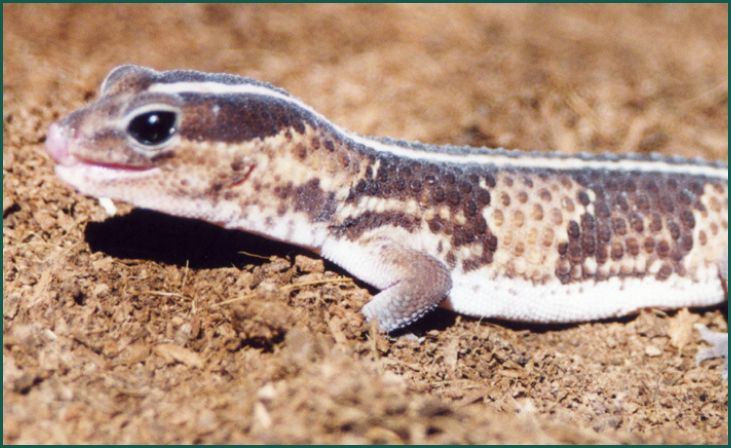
[127,110,177,146]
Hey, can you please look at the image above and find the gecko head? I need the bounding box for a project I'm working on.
[45,64,317,218]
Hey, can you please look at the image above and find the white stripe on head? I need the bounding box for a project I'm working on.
[149,81,728,179]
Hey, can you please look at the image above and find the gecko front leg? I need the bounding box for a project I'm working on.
[322,236,452,332]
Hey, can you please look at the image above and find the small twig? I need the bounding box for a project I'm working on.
[144,290,189,299]
[238,250,272,261]
[180,259,190,289]
[214,291,259,307]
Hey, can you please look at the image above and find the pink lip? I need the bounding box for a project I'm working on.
[45,123,151,171]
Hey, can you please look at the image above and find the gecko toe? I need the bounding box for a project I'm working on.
[694,324,728,379]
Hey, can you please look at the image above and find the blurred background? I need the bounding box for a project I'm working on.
[4,3,728,159]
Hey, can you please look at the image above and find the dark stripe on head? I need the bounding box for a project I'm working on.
[179,93,315,143]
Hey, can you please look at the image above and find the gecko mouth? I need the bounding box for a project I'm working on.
[45,123,153,172]
[73,156,153,171]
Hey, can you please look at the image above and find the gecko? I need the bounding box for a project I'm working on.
[45,65,728,376]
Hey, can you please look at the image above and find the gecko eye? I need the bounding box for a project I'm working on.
[127,110,178,146]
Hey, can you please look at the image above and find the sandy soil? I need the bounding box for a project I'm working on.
[3,4,728,444]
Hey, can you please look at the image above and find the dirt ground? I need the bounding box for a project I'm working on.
[3,4,728,444]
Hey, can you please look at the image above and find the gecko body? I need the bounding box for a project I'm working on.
[46,66,728,374]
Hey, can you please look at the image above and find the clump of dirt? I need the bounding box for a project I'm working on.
[3,4,727,444]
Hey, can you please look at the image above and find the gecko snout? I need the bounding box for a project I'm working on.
[45,123,75,166]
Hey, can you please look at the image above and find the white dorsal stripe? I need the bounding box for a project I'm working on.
[149,81,728,179]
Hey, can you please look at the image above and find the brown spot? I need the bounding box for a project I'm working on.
[464,200,477,217]
[532,204,544,220]
[671,248,684,262]
[656,240,670,258]
[656,263,673,280]
[230,159,245,171]
[612,217,627,236]
[698,230,707,246]
[517,191,528,204]
[597,222,611,243]
[550,208,563,225]
[649,213,663,232]
[710,196,721,212]
[542,228,555,247]
[581,233,596,255]
[629,213,644,233]
[580,213,595,233]
[446,252,456,268]
[678,189,693,205]
[625,237,640,256]
[596,245,608,264]
[595,200,611,218]
[610,242,624,260]
[659,194,675,213]
[678,209,695,229]
[539,188,552,202]
[667,220,681,240]
[558,242,568,256]
[477,189,491,205]
[561,196,575,212]
[635,194,650,212]
[501,193,511,207]
[428,219,442,233]
[447,189,461,206]
[577,190,590,206]
[710,222,719,235]
[556,262,571,284]
[567,220,580,239]
[513,210,525,228]
[490,209,504,228]
[568,241,583,263]
[431,187,445,203]
[484,173,496,188]
[513,242,525,257]
[294,143,307,160]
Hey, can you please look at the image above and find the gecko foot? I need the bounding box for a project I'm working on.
[694,324,728,379]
